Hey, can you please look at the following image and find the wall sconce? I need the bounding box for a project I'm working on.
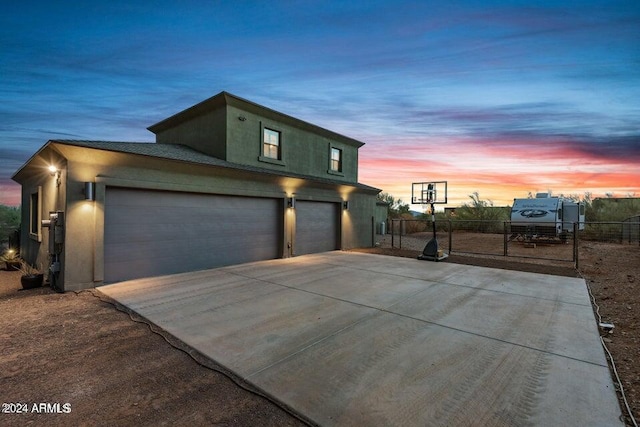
[84,182,96,201]
[49,165,61,187]
[343,200,349,210]
[238,116,246,121]
[287,197,296,209]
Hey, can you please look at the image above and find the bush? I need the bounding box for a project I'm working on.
[587,198,640,222]
[0,205,20,246]
[452,192,510,222]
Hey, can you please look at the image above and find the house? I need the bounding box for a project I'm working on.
[12,92,381,291]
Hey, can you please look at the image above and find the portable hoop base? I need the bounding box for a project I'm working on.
[417,238,448,262]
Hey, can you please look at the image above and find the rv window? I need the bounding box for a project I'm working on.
[558,208,562,220]
[580,204,585,215]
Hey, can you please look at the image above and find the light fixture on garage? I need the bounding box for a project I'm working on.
[287,197,296,209]
[84,182,96,201]
[343,200,349,210]
[49,165,61,187]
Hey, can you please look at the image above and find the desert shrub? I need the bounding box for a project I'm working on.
[0,205,20,247]
[452,192,510,222]
[398,214,428,234]
[587,197,640,222]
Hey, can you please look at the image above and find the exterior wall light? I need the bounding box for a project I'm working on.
[343,200,349,210]
[49,165,61,187]
[84,182,96,201]
[287,197,296,209]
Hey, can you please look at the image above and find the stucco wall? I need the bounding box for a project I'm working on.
[152,102,360,184]
[18,149,67,288]
[155,108,227,159]
[226,105,358,184]
[341,192,377,249]
[375,202,389,233]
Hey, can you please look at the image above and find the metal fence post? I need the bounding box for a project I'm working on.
[573,221,579,269]
[448,219,452,254]
[399,219,402,249]
[391,219,395,248]
[620,222,623,244]
[504,221,508,257]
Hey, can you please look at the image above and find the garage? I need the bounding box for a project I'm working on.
[104,188,282,283]
[294,200,340,255]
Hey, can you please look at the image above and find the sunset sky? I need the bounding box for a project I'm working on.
[1,1,639,208]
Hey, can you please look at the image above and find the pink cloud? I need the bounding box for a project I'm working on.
[359,135,640,207]
[0,182,21,206]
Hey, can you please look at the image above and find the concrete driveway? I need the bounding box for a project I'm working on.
[99,252,622,426]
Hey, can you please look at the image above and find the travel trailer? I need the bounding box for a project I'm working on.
[510,193,585,240]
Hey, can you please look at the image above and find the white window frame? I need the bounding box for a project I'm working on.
[258,123,286,166]
[263,127,281,160]
[29,186,42,242]
[329,146,343,174]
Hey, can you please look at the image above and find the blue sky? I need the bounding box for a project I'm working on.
[1,0,639,206]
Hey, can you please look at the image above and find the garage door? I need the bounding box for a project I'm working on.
[295,201,339,255]
[104,188,281,283]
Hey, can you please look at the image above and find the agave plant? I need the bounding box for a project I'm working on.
[1,249,21,270]
[19,261,43,277]
[0,248,20,262]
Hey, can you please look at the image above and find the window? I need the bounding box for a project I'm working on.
[263,128,281,160]
[30,192,38,234]
[258,124,285,166]
[330,147,342,172]
[29,187,41,241]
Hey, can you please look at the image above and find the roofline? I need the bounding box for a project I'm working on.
[14,140,380,193]
[11,140,55,182]
[147,91,365,148]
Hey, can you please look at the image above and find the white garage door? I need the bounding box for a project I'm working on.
[104,188,281,283]
[295,200,339,255]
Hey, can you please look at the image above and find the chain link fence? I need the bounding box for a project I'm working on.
[623,215,640,244]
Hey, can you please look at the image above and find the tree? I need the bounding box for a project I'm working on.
[0,205,21,246]
[454,192,509,221]
[588,196,640,221]
[376,192,410,218]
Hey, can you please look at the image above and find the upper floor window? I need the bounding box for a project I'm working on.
[330,147,342,172]
[263,128,281,160]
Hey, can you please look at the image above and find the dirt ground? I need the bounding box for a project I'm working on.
[1,239,638,426]
[0,269,308,427]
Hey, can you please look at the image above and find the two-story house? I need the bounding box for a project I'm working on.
[12,92,381,291]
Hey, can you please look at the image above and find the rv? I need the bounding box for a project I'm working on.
[510,193,585,240]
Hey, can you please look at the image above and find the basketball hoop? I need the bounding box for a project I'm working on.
[411,181,448,261]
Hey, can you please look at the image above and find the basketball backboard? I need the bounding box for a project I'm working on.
[411,181,447,205]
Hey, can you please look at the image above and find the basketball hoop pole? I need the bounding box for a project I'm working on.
[430,201,436,241]
[425,181,437,240]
